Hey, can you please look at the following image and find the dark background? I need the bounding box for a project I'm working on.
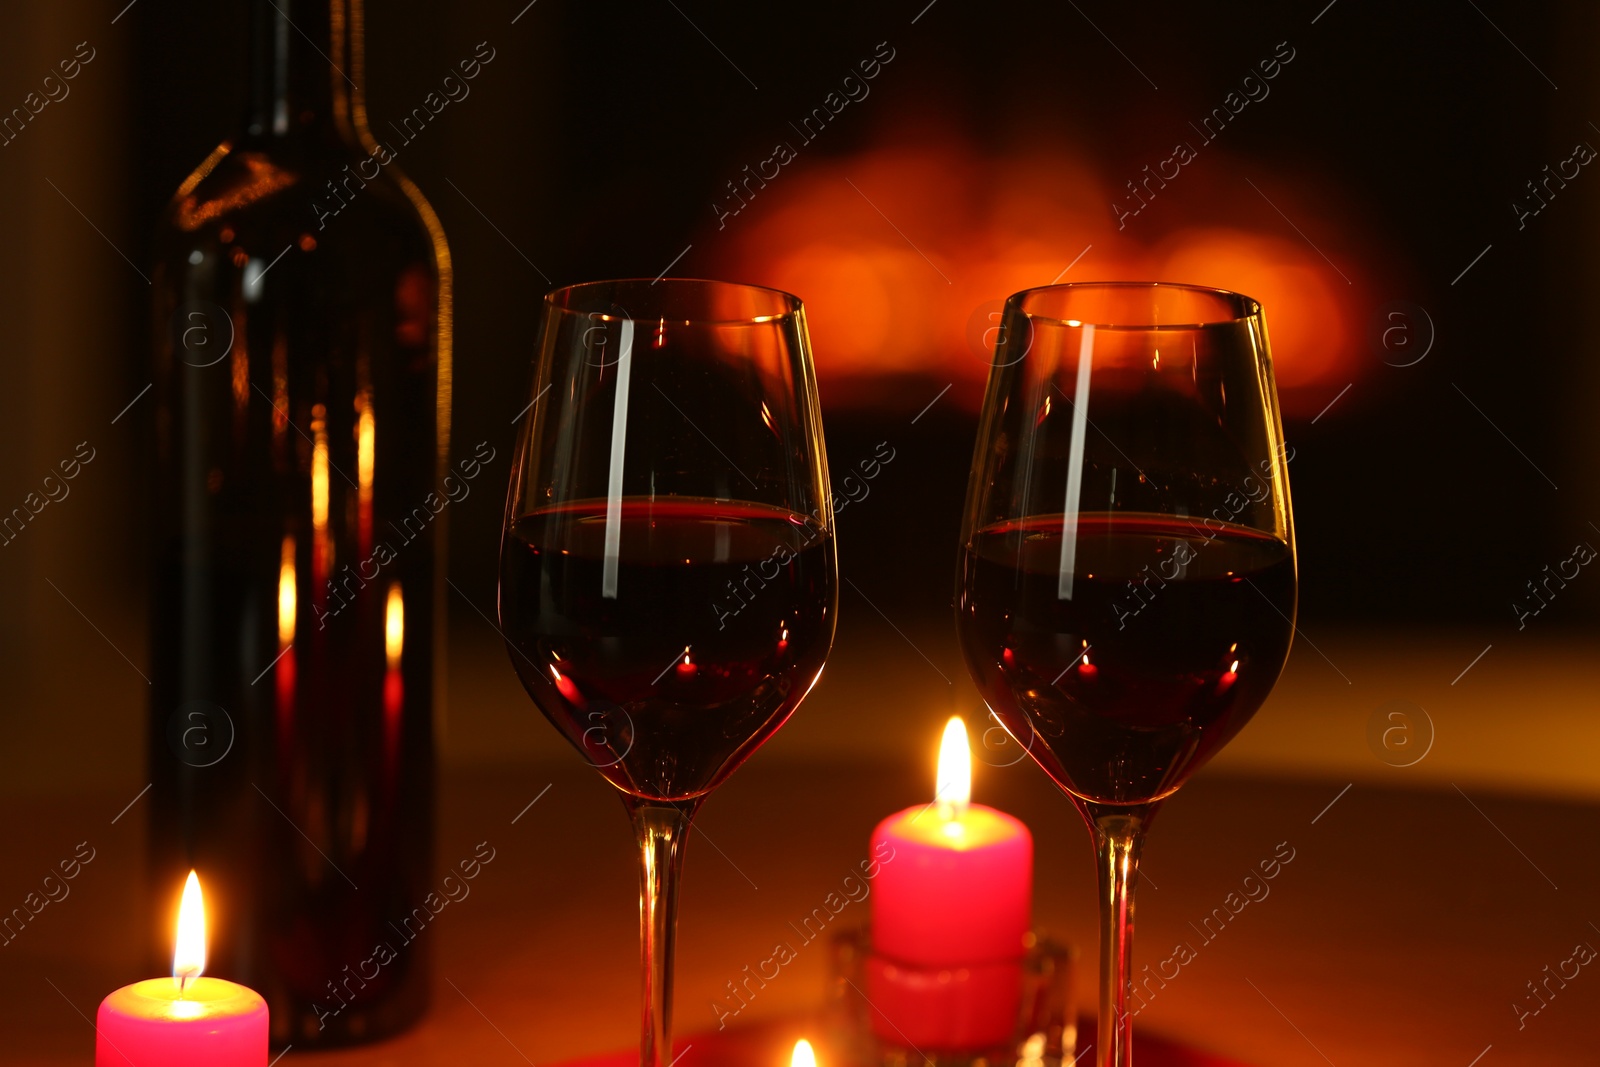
[0,0,1595,787]
[123,0,1598,626]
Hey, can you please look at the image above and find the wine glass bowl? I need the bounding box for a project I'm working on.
[499,495,834,802]
[498,278,836,1067]
[955,282,1296,1067]
[957,282,1295,807]
[500,279,835,802]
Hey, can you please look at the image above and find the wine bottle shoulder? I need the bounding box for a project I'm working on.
[156,138,446,268]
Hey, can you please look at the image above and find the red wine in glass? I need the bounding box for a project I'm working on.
[958,512,1294,806]
[500,498,834,801]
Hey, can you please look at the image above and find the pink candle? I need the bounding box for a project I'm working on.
[870,719,1033,966]
[96,872,268,1067]
[867,718,1032,1052]
[864,956,1023,1050]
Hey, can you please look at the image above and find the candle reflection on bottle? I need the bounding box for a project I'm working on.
[384,582,404,785]
[356,390,375,555]
[276,536,298,763]
[311,406,332,586]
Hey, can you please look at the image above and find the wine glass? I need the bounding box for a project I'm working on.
[955,282,1297,1067]
[499,278,837,1067]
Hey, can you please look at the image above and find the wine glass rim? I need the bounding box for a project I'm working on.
[544,277,804,324]
[1007,280,1263,330]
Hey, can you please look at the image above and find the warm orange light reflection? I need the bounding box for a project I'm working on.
[791,1039,817,1067]
[1157,227,1347,390]
[173,152,296,231]
[173,871,206,988]
[277,536,296,646]
[385,582,404,669]
[311,404,331,583]
[357,394,375,497]
[270,335,289,446]
[311,430,330,531]
[936,716,972,823]
[230,338,249,418]
[355,390,376,552]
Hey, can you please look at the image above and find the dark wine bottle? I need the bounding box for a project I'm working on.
[148,0,450,1046]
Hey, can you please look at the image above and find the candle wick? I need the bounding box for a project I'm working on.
[936,795,969,824]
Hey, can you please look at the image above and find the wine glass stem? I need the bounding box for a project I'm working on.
[630,800,695,1067]
[1091,807,1150,1067]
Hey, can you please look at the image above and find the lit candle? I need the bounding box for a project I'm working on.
[866,717,1033,1051]
[95,872,268,1067]
[791,1038,817,1067]
[870,717,1033,965]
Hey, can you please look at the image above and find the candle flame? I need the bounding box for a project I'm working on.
[936,716,971,821]
[791,1039,817,1067]
[385,582,404,669]
[173,870,206,990]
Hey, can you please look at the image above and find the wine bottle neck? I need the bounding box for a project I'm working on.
[245,0,367,142]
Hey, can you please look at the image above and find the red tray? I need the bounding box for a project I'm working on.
[551,1015,1253,1067]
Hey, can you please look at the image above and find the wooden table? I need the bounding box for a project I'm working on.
[5,756,1596,1067]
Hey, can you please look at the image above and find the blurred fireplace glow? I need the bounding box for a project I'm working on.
[709,133,1377,417]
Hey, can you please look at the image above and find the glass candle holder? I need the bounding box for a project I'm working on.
[826,926,1076,1067]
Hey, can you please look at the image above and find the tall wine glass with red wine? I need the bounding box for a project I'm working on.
[499,279,837,1067]
[956,283,1297,1067]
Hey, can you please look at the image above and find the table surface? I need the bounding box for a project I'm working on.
[4,757,1596,1067]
